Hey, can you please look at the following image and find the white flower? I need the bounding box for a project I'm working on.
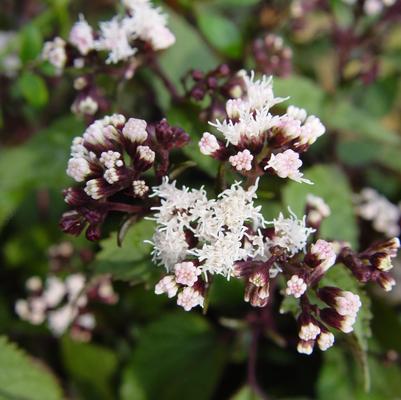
[287,105,307,123]
[73,96,98,116]
[334,291,361,317]
[317,331,335,351]
[42,37,67,70]
[297,340,314,355]
[271,209,315,256]
[299,322,321,341]
[298,116,326,145]
[310,239,336,271]
[176,287,204,311]
[48,304,77,336]
[133,180,149,196]
[43,277,66,308]
[67,157,91,182]
[122,118,148,143]
[229,149,253,171]
[355,188,400,237]
[266,149,312,184]
[174,262,201,287]
[285,275,307,298]
[199,132,220,155]
[306,194,331,221]
[154,275,178,298]
[96,17,136,64]
[69,15,94,55]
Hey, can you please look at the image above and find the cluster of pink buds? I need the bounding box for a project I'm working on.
[252,34,292,77]
[199,71,325,183]
[60,114,189,240]
[155,262,205,311]
[15,274,117,341]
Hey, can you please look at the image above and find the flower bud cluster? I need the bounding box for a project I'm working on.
[60,114,189,240]
[199,71,325,183]
[339,237,400,291]
[15,274,117,341]
[42,0,175,72]
[342,0,396,16]
[252,34,292,77]
[354,188,401,238]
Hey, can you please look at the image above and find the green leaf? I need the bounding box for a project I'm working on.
[231,385,263,400]
[126,312,227,400]
[0,336,62,400]
[282,164,358,247]
[94,219,155,281]
[19,24,43,63]
[18,71,49,108]
[160,8,219,88]
[274,76,326,115]
[0,116,84,228]
[61,337,118,400]
[120,368,147,400]
[196,10,243,58]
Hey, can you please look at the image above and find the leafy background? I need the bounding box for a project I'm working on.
[1,0,401,399]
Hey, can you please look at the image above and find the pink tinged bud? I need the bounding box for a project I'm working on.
[371,253,393,272]
[310,240,336,271]
[297,340,314,355]
[317,331,335,351]
[174,262,200,287]
[134,145,155,172]
[155,276,178,298]
[285,275,307,298]
[122,118,148,143]
[377,272,396,292]
[229,149,254,171]
[69,15,94,55]
[318,287,361,317]
[199,132,220,155]
[370,237,400,258]
[265,149,312,184]
[176,287,204,311]
[320,308,356,333]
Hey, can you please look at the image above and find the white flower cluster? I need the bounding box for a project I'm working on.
[15,274,117,339]
[148,178,266,279]
[343,0,396,15]
[43,0,175,69]
[354,188,400,237]
[270,209,315,256]
[199,71,325,183]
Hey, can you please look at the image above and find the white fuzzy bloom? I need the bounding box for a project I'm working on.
[271,209,315,256]
[26,276,43,292]
[122,118,148,143]
[287,105,307,123]
[73,96,98,116]
[298,116,326,145]
[229,149,253,171]
[65,273,86,302]
[124,1,175,51]
[307,194,331,218]
[174,262,201,287]
[317,332,335,351]
[364,0,384,14]
[76,313,96,330]
[299,322,321,341]
[96,17,136,64]
[83,120,107,146]
[176,287,204,311]
[199,132,220,155]
[69,15,94,55]
[48,304,77,336]
[266,149,312,184]
[155,275,178,298]
[285,275,307,298]
[42,37,67,70]
[149,178,266,278]
[355,188,400,237]
[43,277,66,308]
